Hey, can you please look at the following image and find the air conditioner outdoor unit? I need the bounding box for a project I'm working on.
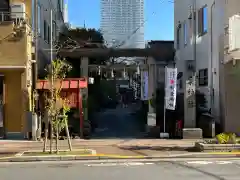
[229,14,240,52]
[10,3,26,20]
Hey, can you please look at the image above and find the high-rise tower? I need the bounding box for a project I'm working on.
[100,0,145,49]
[63,0,68,23]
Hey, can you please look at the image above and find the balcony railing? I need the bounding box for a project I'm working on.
[0,11,31,27]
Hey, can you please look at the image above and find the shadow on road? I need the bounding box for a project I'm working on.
[118,146,199,152]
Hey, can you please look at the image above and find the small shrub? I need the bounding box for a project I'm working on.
[216,132,237,144]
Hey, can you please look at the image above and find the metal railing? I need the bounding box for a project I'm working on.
[0,11,31,27]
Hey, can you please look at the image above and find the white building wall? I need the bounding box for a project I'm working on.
[35,0,65,73]
[174,0,222,123]
[175,0,240,133]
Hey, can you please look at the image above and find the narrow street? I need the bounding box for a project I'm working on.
[92,104,144,139]
[0,159,239,180]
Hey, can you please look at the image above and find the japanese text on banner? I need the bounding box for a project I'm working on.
[165,67,177,110]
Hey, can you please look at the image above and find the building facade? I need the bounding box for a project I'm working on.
[0,0,65,138]
[174,0,240,133]
[100,0,145,48]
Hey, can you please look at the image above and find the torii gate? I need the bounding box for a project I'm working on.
[58,47,175,132]
[58,47,174,85]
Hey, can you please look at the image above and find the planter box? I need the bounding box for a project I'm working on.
[195,142,240,152]
[182,128,203,139]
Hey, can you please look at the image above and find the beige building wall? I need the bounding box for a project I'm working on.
[0,0,64,137]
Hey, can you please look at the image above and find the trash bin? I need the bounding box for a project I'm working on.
[198,113,215,138]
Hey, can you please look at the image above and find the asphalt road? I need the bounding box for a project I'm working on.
[0,159,239,180]
[92,105,143,138]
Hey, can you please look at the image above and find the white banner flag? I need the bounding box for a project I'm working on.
[141,71,148,100]
[165,67,177,110]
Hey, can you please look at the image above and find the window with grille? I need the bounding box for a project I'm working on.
[176,24,181,49]
[198,68,208,86]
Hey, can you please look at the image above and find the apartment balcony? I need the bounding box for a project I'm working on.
[0,12,32,70]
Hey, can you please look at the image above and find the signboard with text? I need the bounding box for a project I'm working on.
[141,71,148,100]
[165,67,177,110]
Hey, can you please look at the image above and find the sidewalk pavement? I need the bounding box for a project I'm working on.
[0,139,198,149]
[0,139,239,162]
[0,139,200,156]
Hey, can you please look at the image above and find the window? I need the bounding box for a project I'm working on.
[177,72,183,89]
[198,68,208,86]
[43,20,48,41]
[52,20,57,41]
[176,24,181,49]
[198,6,207,36]
[47,25,50,43]
[183,22,188,46]
[189,13,192,35]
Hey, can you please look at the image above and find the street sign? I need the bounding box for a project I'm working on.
[165,67,177,110]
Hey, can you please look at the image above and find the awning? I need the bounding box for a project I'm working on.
[36,78,88,90]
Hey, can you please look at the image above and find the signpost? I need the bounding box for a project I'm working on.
[160,67,177,138]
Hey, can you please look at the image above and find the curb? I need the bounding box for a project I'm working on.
[0,152,239,162]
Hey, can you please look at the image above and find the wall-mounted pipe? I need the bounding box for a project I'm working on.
[210,1,215,114]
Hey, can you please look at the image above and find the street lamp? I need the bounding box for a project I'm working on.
[98,66,101,75]
[111,68,114,78]
[136,64,140,75]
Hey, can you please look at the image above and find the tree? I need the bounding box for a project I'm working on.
[58,27,108,78]
[56,28,109,137]
[43,59,72,153]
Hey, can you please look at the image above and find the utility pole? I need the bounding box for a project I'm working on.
[192,0,197,128]
[50,9,54,153]
[33,0,38,107]
[31,0,39,141]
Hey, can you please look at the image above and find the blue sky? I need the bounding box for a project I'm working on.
[68,0,174,40]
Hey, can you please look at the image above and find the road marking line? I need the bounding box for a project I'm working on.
[15,151,25,157]
[216,161,232,164]
[21,149,97,155]
[86,162,154,167]
[187,161,213,165]
[186,161,233,165]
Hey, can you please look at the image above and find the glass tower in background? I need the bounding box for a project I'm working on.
[100,0,145,49]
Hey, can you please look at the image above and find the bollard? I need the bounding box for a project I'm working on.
[32,113,38,141]
[211,119,215,138]
[36,114,42,140]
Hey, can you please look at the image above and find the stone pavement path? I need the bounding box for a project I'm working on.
[92,104,144,139]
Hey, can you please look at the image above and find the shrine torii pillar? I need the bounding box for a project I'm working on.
[80,57,89,123]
